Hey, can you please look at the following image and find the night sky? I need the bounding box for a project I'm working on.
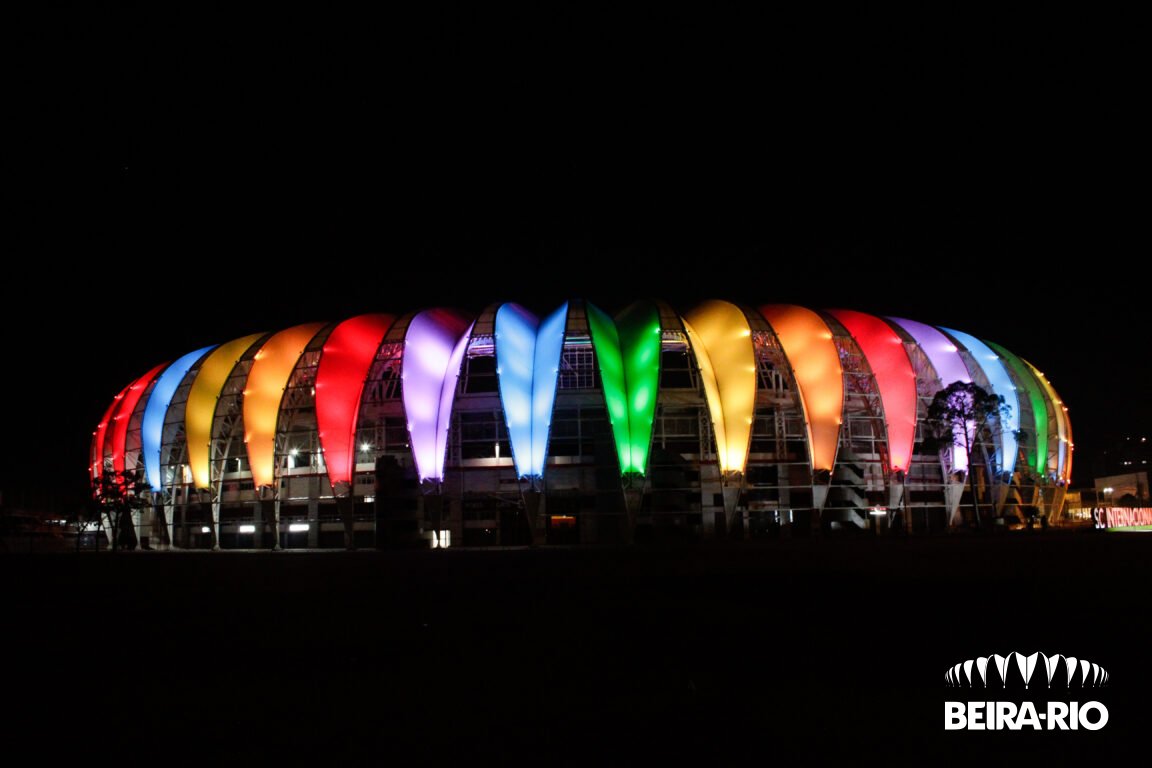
[6,5,1143,512]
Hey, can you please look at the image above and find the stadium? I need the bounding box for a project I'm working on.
[89,300,1072,549]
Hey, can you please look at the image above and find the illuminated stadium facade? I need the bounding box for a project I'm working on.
[90,301,1073,549]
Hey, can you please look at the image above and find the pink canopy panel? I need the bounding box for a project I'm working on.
[401,308,474,482]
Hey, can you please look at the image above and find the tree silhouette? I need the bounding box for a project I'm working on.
[927,381,1010,529]
[92,469,149,550]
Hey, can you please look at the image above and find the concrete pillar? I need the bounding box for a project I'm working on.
[424,494,444,548]
[721,484,742,540]
[307,493,320,548]
[944,476,966,528]
[448,497,463,549]
[888,477,907,535]
[153,498,169,550]
[209,495,222,551]
[993,482,1010,517]
[164,500,177,550]
[621,486,643,545]
[259,494,280,551]
[811,484,829,535]
[118,509,140,550]
[338,496,355,551]
[101,510,116,548]
[523,489,544,546]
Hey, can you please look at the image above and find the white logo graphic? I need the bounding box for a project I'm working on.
[944,652,1108,688]
[944,652,1109,731]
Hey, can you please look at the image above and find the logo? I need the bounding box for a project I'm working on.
[944,652,1109,731]
[945,652,1108,689]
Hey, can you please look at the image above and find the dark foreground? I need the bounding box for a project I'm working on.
[3,530,1147,765]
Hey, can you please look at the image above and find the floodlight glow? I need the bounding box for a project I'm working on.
[288,523,309,532]
[238,524,256,534]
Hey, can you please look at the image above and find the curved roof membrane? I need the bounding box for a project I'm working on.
[827,309,917,473]
[985,340,1049,477]
[315,314,396,488]
[941,328,1020,477]
[92,382,133,483]
[243,323,327,488]
[110,362,168,479]
[92,300,1073,504]
[495,302,568,480]
[402,308,474,483]
[682,301,756,475]
[885,317,973,471]
[185,334,266,489]
[760,305,843,472]
[587,300,662,476]
[1026,360,1073,483]
[142,346,216,491]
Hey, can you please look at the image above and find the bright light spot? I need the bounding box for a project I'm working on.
[361,443,372,452]
[869,507,888,516]
[238,524,256,533]
[290,448,299,456]
[201,526,211,533]
[288,523,309,532]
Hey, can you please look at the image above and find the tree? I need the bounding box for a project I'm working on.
[93,469,149,551]
[927,381,1010,529]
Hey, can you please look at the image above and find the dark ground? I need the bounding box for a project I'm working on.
[3,530,1146,765]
